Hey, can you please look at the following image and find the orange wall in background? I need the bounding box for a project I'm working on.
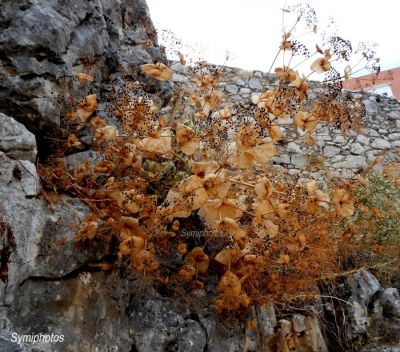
[343,67,400,100]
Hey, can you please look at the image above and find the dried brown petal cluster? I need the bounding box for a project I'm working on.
[39,7,390,314]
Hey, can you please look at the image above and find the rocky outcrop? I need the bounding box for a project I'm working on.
[0,0,171,158]
[0,113,37,162]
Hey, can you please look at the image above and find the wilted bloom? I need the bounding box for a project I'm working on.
[268,125,282,141]
[196,74,219,88]
[293,111,319,132]
[191,161,220,176]
[161,175,208,219]
[213,106,231,120]
[252,200,279,238]
[186,247,209,275]
[305,131,316,146]
[215,247,244,266]
[235,142,276,169]
[251,90,275,109]
[202,92,222,113]
[203,172,231,199]
[140,62,173,81]
[310,50,332,73]
[292,71,309,96]
[212,218,247,249]
[277,254,290,265]
[199,198,242,224]
[275,66,297,82]
[305,180,330,213]
[279,32,292,50]
[217,271,242,296]
[76,94,97,122]
[109,189,145,213]
[94,125,118,143]
[254,177,273,200]
[67,133,81,148]
[76,73,93,82]
[140,128,172,154]
[332,189,355,217]
[176,123,200,155]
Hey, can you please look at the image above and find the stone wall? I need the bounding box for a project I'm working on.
[170,62,400,179]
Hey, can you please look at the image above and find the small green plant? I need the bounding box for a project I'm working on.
[343,172,400,272]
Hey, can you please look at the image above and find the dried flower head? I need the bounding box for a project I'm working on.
[140,62,173,81]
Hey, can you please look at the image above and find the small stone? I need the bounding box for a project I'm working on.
[387,111,400,120]
[248,78,263,90]
[230,95,244,103]
[232,77,245,86]
[388,133,400,141]
[324,146,340,157]
[333,135,346,144]
[310,172,324,179]
[287,142,302,154]
[172,73,188,83]
[350,143,365,155]
[288,168,301,175]
[239,87,251,94]
[330,155,344,163]
[291,155,307,168]
[363,99,378,114]
[356,134,370,145]
[372,164,384,174]
[366,150,377,162]
[367,129,380,137]
[273,154,290,164]
[225,84,238,94]
[333,155,367,169]
[371,138,391,149]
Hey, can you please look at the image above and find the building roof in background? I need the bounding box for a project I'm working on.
[343,67,400,100]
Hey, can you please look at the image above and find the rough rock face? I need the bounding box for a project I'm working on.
[0,113,37,162]
[0,0,171,156]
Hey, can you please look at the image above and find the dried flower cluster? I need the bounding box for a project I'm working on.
[39,4,397,312]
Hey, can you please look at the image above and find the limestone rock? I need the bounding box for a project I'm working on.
[248,78,262,90]
[0,0,169,135]
[291,155,308,168]
[364,99,378,114]
[225,84,239,94]
[0,113,37,162]
[287,142,303,154]
[387,110,400,120]
[371,138,391,149]
[350,142,365,155]
[324,145,340,157]
[357,134,371,145]
[333,155,367,169]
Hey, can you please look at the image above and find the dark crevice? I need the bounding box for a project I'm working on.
[18,254,116,287]
[0,213,16,283]
[129,344,139,352]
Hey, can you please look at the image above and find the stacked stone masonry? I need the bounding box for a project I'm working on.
[170,62,400,179]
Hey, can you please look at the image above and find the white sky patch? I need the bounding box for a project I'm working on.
[147,0,399,77]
